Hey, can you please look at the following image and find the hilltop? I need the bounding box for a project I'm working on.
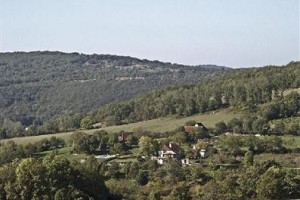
[0,51,230,126]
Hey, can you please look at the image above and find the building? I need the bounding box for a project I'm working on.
[155,142,182,164]
[184,123,209,134]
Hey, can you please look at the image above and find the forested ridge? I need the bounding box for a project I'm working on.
[93,62,300,125]
[0,51,229,129]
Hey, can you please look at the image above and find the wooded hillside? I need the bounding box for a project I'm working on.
[93,62,300,125]
[0,51,230,127]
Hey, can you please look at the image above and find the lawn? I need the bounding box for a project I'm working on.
[1,108,240,145]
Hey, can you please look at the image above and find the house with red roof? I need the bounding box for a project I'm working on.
[184,122,208,134]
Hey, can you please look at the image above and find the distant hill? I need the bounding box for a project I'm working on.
[0,51,231,126]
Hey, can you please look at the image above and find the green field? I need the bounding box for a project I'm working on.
[283,87,300,96]
[282,135,300,149]
[0,108,240,145]
[103,108,240,132]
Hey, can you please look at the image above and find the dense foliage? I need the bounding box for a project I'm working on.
[0,137,65,164]
[92,62,300,125]
[0,51,229,132]
[211,91,300,136]
[0,156,108,199]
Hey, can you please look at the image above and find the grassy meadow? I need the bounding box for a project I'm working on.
[0,108,240,145]
[283,87,300,96]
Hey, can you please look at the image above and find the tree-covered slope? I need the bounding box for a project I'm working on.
[0,51,230,126]
[92,62,300,125]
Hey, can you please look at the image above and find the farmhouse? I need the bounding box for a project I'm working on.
[184,122,209,134]
[155,142,182,164]
[118,132,132,142]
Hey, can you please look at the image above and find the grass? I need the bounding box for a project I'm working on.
[103,108,240,132]
[34,146,93,162]
[1,108,240,145]
[34,146,72,157]
[0,132,77,145]
[113,156,137,163]
[283,87,300,96]
[281,135,300,149]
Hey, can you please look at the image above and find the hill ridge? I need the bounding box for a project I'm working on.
[0,51,230,128]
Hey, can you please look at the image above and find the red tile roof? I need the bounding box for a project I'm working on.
[184,123,208,134]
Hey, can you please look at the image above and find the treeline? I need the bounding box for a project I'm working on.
[91,62,300,125]
[0,137,65,165]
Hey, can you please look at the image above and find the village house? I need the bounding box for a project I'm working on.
[153,142,182,164]
[184,122,209,134]
[118,132,132,143]
[192,144,207,158]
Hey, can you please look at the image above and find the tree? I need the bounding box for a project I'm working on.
[236,167,259,199]
[227,118,243,132]
[252,118,269,134]
[43,156,74,194]
[26,125,38,136]
[54,187,91,200]
[112,143,127,154]
[164,160,185,184]
[106,162,120,179]
[147,191,160,200]
[135,170,148,186]
[214,121,227,135]
[128,162,140,179]
[167,184,191,200]
[194,128,209,140]
[185,120,196,126]
[243,150,254,166]
[0,161,19,199]
[256,167,288,200]
[0,128,7,139]
[138,136,159,156]
[0,141,25,165]
[5,158,48,200]
[218,135,242,156]
[80,116,93,129]
[171,132,188,144]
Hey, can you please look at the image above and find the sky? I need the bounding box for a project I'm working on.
[0,0,299,68]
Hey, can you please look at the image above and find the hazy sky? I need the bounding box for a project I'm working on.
[0,0,299,68]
